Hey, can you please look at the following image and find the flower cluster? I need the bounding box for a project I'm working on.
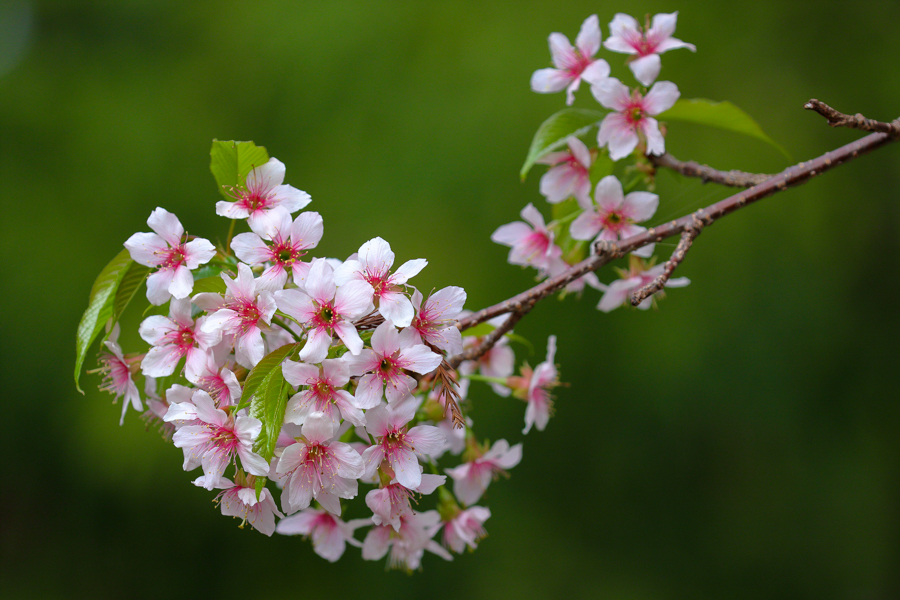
[500,12,693,309]
[82,11,708,572]
[91,155,542,569]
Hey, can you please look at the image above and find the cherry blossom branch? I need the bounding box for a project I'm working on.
[804,99,900,136]
[448,311,526,369]
[452,104,899,366]
[649,152,773,188]
[630,225,700,306]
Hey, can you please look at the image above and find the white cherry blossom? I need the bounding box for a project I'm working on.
[530,15,611,105]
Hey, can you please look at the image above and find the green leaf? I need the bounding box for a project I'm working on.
[460,322,496,338]
[209,140,270,200]
[254,476,268,502]
[240,343,299,409]
[249,362,290,470]
[191,275,227,295]
[101,262,151,344]
[657,99,791,160]
[74,249,134,393]
[521,108,604,180]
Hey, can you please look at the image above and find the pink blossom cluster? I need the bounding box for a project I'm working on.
[531,12,692,161]
[495,12,693,310]
[93,156,545,569]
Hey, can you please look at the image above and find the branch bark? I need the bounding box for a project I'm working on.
[451,103,899,367]
[804,100,900,136]
[650,153,773,188]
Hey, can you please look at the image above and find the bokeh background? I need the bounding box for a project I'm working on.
[2,1,898,598]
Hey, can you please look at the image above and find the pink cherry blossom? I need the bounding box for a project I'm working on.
[361,396,446,490]
[597,259,690,312]
[94,324,142,425]
[194,473,283,536]
[230,206,323,292]
[194,263,277,369]
[442,506,491,554]
[409,286,467,355]
[366,473,445,532]
[536,136,594,208]
[282,358,365,427]
[138,298,221,379]
[274,259,374,364]
[530,15,611,105]
[139,377,176,440]
[445,439,522,505]
[361,510,451,570]
[345,321,443,407]
[491,203,563,272]
[275,413,364,515]
[592,78,680,160]
[124,208,216,305]
[459,314,516,398]
[215,158,311,232]
[570,175,659,258]
[524,335,559,433]
[546,256,606,295]
[334,237,426,327]
[276,508,365,562]
[604,12,695,86]
[186,352,242,408]
[170,390,269,487]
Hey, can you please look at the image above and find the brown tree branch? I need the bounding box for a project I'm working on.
[650,153,773,188]
[448,310,525,369]
[451,105,898,368]
[804,99,900,136]
[630,225,700,306]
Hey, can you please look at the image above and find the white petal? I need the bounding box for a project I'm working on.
[147,207,184,247]
[575,14,601,57]
[643,81,680,115]
[629,54,661,87]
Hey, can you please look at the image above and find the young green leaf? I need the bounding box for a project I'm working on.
[521,108,605,180]
[460,322,497,338]
[249,363,290,470]
[240,343,299,409]
[209,140,270,200]
[100,261,151,344]
[657,99,791,160]
[74,249,135,393]
[191,275,227,295]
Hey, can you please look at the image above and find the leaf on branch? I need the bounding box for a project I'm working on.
[209,140,270,200]
[103,262,151,344]
[657,99,791,160]
[520,108,605,180]
[240,343,299,409]
[74,249,136,393]
[460,322,496,338]
[242,343,299,500]
[191,275,227,295]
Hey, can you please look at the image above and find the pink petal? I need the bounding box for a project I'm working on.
[629,54,661,87]
[590,77,631,111]
[147,207,183,247]
[530,68,571,94]
[575,14,601,57]
[231,232,272,265]
[643,81,680,115]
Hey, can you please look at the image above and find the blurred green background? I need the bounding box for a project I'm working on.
[1,0,898,598]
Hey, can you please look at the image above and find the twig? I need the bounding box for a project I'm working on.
[429,355,466,428]
[451,110,899,366]
[805,99,900,137]
[650,153,772,188]
[448,310,526,369]
[630,225,700,306]
[353,310,385,331]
